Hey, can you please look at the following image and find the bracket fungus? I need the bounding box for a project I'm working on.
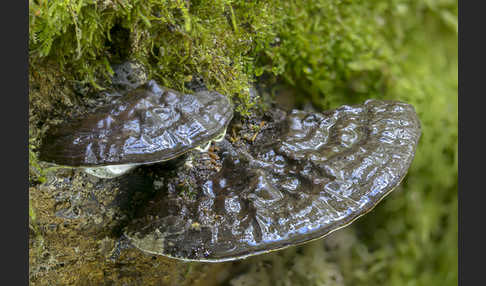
[124,99,421,262]
[38,80,233,178]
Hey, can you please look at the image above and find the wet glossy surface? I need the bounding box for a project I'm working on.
[125,99,421,262]
[39,80,233,167]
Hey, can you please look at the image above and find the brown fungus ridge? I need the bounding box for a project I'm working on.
[39,80,233,167]
[124,99,421,262]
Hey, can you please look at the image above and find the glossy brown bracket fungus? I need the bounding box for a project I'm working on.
[39,80,233,178]
[124,99,421,262]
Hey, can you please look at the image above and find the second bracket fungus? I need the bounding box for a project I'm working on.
[124,99,421,262]
[39,80,233,178]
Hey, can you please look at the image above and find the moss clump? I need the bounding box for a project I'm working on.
[230,239,345,286]
[29,0,280,115]
[28,0,401,115]
[256,0,394,109]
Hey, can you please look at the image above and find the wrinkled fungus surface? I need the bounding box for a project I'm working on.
[125,99,421,262]
[39,80,233,167]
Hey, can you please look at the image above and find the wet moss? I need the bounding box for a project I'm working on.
[29,0,279,115]
[255,0,394,109]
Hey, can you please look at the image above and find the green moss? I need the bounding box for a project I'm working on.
[256,0,394,109]
[29,140,47,184]
[231,240,345,286]
[29,0,280,115]
[27,0,402,113]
